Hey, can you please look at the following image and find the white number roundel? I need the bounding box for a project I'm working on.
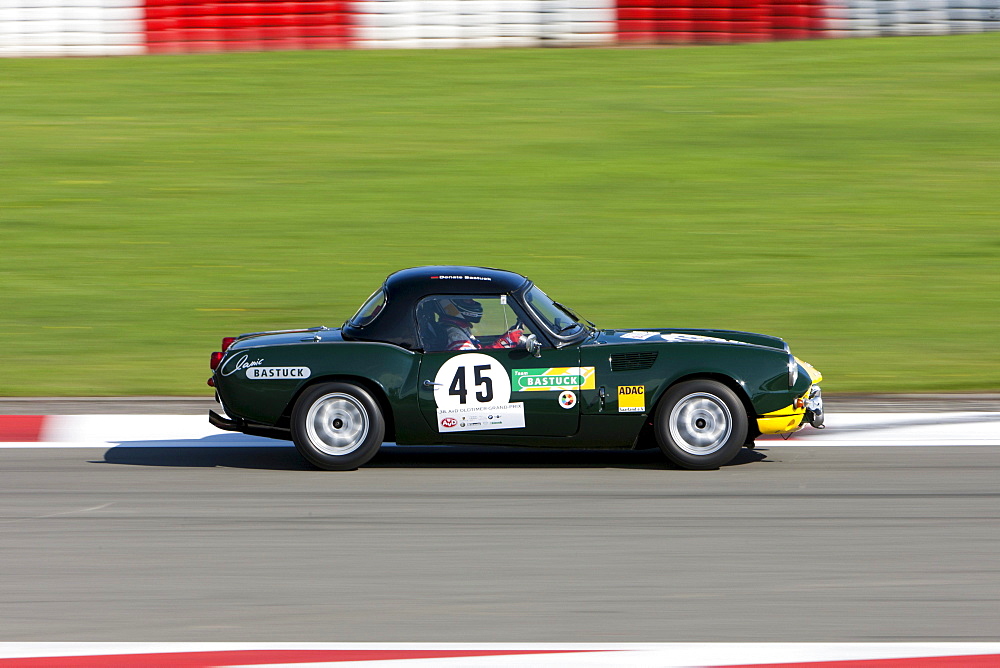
[433,353,511,409]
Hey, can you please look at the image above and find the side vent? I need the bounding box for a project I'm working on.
[610,351,658,372]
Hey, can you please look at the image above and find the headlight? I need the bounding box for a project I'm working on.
[788,355,799,387]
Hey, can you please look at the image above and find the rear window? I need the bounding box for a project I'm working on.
[350,289,386,328]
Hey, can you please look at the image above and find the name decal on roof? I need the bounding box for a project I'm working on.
[430,275,492,281]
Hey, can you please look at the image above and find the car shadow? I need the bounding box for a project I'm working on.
[99,435,313,470]
[366,444,767,470]
[98,436,768,471]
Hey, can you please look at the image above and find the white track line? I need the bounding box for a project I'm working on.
[0,413,997,448]
[760,411,1000,446]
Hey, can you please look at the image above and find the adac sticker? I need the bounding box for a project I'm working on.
[618,385,645,413]
[512,367,596,391]
[558,391,577,410]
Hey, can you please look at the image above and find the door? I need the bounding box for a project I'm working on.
[415,294,585,439]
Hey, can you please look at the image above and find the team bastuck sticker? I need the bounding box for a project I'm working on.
[246,366,311,380]
[618,385,645,412]
[512,367,596,391]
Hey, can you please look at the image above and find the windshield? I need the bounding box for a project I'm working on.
[349,289,386,328]
[523,286,592,340]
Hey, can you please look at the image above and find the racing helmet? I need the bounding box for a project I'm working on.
[439,298,483,324]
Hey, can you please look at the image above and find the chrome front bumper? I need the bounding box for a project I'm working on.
[805,385,824,429]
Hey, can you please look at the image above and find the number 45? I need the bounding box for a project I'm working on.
[449,364,494,405]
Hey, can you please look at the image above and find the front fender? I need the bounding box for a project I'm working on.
[582,342,807,418]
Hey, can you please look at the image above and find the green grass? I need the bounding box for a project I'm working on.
[2,35,999,395]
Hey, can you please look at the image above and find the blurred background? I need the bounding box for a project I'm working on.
[1,5,998,396]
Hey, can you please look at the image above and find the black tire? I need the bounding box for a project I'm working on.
[290,382,385,471]
[654,379,748,470]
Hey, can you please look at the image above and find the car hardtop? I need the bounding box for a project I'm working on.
[341,266,532,350]
[386,265,530,299]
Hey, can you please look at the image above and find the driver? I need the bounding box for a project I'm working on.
[438,298,523,351]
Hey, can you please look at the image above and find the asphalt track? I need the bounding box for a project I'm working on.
[2,431,999,642]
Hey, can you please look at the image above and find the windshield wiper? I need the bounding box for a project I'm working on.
[553,301,596,334]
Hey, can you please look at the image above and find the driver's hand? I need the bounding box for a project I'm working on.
[493,329,523,349]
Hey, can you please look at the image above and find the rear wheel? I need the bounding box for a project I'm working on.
[291,382,385,470]
[654,379,748,470]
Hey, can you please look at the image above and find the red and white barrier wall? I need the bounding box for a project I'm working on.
[1,0,998,55]
[353,0,617,49]
[0,0,145,57]
[143,0,353,54]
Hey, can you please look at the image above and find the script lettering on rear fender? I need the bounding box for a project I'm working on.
[220,353,264,377]
[246,367,311,380]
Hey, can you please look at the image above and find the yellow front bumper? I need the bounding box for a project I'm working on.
[756,358,822,435]
[758,410,808,435]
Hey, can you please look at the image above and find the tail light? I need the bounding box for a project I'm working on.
[222,337,236,352]
[210,352,224,370]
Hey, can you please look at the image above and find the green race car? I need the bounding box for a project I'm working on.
[209,266,823,470]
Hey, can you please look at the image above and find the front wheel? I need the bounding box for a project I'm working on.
[654,380,748,470]
[291,382,385,470]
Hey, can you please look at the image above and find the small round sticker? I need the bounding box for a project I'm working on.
[558,391,577,410]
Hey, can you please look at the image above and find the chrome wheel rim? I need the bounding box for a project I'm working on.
[668,392,732,456]
[305,393,369,456]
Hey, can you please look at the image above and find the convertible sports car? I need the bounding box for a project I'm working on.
[209,266,823,470]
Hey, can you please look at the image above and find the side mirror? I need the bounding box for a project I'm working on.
[523,333,542,358]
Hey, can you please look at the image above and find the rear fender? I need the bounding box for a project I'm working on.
[278,374,397,443]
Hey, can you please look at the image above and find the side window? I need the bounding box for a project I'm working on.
[417,295,533,352]
[350,289,386,328]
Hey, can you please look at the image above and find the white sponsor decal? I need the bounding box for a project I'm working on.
[660,333,749,345]
[437,402,525,432]
[558,391,577,410]
[620,331,659,340]
[246,366,311,380]
[433,353,511,409]
[430,274,492,281]
[431,353,524,432]
[219,352,264,377]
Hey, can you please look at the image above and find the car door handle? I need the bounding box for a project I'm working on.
[423,380,441,388]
